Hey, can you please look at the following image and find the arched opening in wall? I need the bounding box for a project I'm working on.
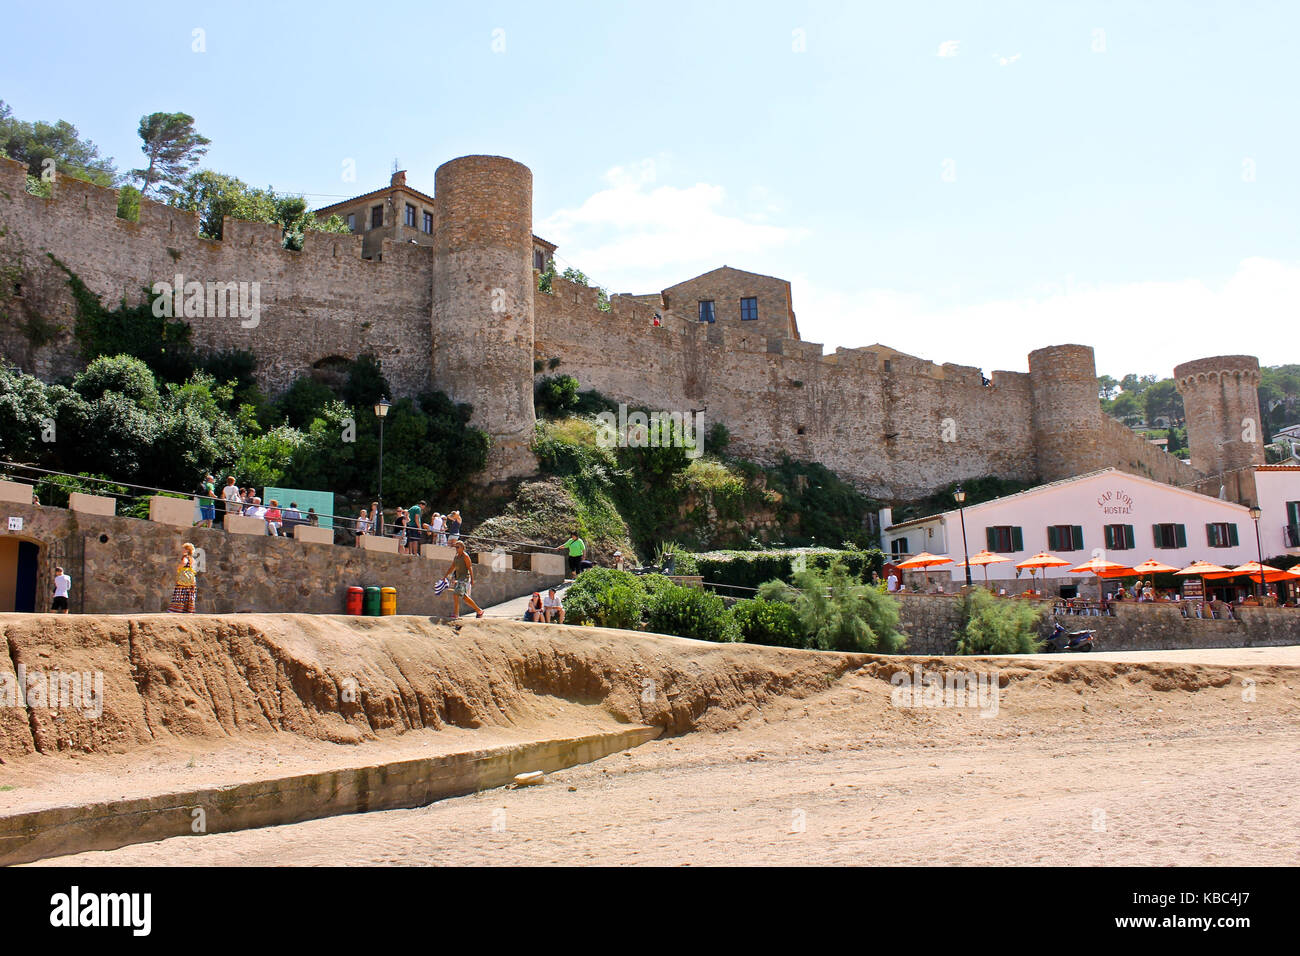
[0,536,41,612]
[310,356,352,392]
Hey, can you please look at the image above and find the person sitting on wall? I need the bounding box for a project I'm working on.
[1113,586,1128,601]
[523,592,544,622]
[355,508,370,546]
[264,500,283,536]
[542,588,565,624]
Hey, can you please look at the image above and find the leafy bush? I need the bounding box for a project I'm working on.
[955,589,1044,655]
[731,598,804,648]
[693,548,886,591]
[763,560,906,653]
[535,374,580,417]
[562,568,647,627]
[646,583,739,643]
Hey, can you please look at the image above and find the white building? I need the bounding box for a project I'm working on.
[879,467,1300,596]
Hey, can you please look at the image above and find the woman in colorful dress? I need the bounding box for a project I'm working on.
[168,542,199,613]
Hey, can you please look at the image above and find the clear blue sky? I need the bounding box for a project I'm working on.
[4,1,1297,377]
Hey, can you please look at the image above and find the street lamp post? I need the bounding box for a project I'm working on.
[1249,504,1265,602]
[374,397,391,536]
[954,486,972,589]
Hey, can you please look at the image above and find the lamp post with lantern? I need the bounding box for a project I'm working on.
[954,486,972,589]
[1249,504,1265,601]
[374,397,391,535]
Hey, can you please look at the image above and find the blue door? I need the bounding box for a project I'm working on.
[14,541,38,612]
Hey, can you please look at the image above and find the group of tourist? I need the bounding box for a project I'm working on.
[194,475,318,536]
[353,501,464,554]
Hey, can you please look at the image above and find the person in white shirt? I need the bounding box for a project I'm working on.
[431,512,446,546]
[355,508,370,547]
[52,566,71,614]
[542,588,565,624]
[220,476,240,528]
[886,572,899,593]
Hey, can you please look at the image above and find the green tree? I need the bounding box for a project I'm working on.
[0,100,117,186]
[132,112,210,200]
[1142,379,1183,427]
[955,589,1044,655]
[763,559,906,653]
[1097,374,1120,401]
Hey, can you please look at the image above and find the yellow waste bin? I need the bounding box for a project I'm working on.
[380,586,397,616]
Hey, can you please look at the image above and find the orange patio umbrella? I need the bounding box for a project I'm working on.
[895,551,954,589]
[1122,559,1182,597]
[1175,561,1231,602]
[1015,552,1071,594]
[1205,561,1292,584]
[955,549,1011,586]
[1067,556,1136,601]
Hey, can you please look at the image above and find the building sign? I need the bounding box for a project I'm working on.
[6,516,21,532]
[1097,488,1135,515]
[1181,577,1204,600]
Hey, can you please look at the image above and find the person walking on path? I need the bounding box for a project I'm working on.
[442,539,484,618]
[558,531,586,579]
[51,566,71,614]
[167,542,200,613]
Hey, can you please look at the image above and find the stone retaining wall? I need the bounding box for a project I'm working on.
[895,593,1300,655]
[0,501,561,616]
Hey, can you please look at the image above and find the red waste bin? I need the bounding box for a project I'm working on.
[346,586,364,615]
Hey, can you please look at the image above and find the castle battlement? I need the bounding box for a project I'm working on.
[0,152,1263,501]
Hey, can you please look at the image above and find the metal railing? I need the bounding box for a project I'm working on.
[0,459,562,556]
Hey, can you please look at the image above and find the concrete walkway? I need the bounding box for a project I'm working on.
[481,581,571,619]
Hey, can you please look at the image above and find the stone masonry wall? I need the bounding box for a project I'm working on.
[896,593,1300,655]
[0,502,560,616]
[0,156,433,398]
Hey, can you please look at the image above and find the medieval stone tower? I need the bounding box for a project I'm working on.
[1027,344,1105,482]
[1174,355,1266,503]
[432,155,537,479]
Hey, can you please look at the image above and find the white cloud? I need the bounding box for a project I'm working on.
[791,258,1300,376]
[537,158,809,292]
[936,40,960,57]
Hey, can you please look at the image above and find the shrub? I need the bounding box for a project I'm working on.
[646,583,739,643]
[534,374,580,417]
[562,568,647,627]
[955,589,1044,655]
[764,559,906,653]
[732,598,804,648]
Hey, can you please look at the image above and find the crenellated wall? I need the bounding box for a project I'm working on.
[0,156,433,397]
[0,153,1237,503]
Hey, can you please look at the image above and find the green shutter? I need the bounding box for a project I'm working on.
[1012,526,1024,551]
[1153,524,1162,549]
[1046,526,1057,550]
[1104,525,1115,550]
[1175,524,1187,548]
[1125,525,1135,550]
[1072,526,1084,551]
[986,527,996,551]
[1205,522,1215,547]
[1228,523,1239,547]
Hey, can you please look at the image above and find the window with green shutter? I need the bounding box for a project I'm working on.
[987,526,1023,553]
[1153,523,1186,549]
[1206,522,1239,548]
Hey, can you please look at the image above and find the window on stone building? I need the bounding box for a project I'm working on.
[986,526,1023,553]
[698,300,716,323]
[1046,525,1085,551]
[1205,522,1239,548]
[1103,524,1135,550]
[405,203,417,227]
[740,297,758,321]
[371,205,384,229]
[346,213,356,232]
[423,211,433,234]
[1152,523,1187,549]
[534,249,545,271]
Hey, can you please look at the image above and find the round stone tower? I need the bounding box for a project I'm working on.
[1027,344,1104,482]
[1173,355,1264,502]
[432,155,536,479]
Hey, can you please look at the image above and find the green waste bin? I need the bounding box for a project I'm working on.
[363,586,382,617]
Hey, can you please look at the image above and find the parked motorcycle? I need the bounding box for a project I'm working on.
[1042,622,1095,652]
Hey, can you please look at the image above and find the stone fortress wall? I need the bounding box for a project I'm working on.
[0,153,1255,502]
